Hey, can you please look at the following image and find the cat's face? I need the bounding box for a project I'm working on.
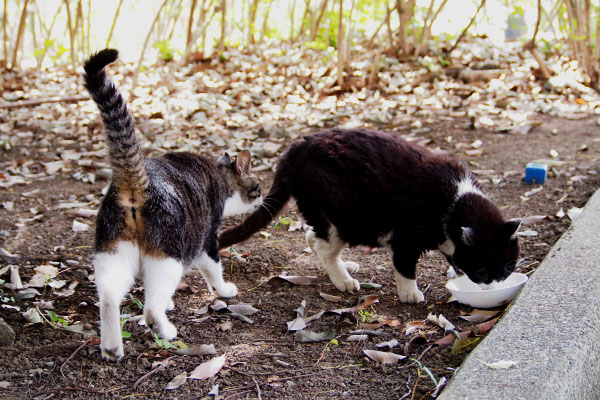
[446,219,520,287]
[219,150,262,217]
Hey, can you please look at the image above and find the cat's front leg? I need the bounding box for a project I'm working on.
[393,270,424,303]
[194,252,238,298]
[142,256,184,340]
[391,247,424,303]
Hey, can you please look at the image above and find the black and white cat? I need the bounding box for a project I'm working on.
[83,49,262,361]
[219,128,520,303]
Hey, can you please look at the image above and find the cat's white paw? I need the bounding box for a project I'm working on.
[100,336,124,362]
[215,282,238,298]
[397,288,424,304]
[332,277,361,293]
[158,321,178,341]
[341,260,360,273]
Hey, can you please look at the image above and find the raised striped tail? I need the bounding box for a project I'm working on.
[218,177,291,249]
[83,49,149,207]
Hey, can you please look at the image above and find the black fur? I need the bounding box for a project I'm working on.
[220,128,520,285]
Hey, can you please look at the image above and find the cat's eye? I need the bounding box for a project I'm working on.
[248,184,261,199]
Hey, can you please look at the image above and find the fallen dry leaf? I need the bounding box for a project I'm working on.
[376,339,399,349]
[427,313,456,333]
[459,309,500,323]
[174,344,216,356]
[189,354,226,380]
[319,292,344,303]
[227,304,259,316]
[165,371,188,390]
[362,349,406,364]
[217,320,233,331]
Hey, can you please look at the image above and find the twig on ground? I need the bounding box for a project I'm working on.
[252,376,262,400]
[60,336,94,380]
[0,95,89,109]
[133,356,176,389]
[224,389,254,400]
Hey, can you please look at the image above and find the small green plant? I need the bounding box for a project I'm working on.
[129,294,144,310]
[411,358,438,391]
[324,338,339,352]
[120,317,131,338]
[274,216,292,229]
[152,333,188,350]
[358,309,373,323]
[47,311,68,327]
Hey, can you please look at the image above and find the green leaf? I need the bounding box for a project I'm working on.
[359,282,382,290]
[121,330,132,338]
[48,310,58,323]
[451,336,482,354]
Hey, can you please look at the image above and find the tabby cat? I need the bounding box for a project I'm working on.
[83,49,262,361]
[219,129,520,303]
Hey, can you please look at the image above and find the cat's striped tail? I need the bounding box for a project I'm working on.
[218,175,291,249]
[83,48,149,207]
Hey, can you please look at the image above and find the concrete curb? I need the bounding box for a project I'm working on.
[438,189,600,400]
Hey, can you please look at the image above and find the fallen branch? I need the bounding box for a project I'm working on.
[133,356,176,389]
[0,95,90,109]
[60,336,94,380]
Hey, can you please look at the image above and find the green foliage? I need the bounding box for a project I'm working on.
[153,39,175,61]
[358,309,372,323]
[34,39,68,62]
[129,294,144,310]
[152,332,188,350]
[411,358,438,386]
[120,317,131,338]
[47,311,68,327]
[324,338,339,352]
[274,216,292,229]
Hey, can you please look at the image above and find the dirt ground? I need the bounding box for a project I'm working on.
[0,113,599,400]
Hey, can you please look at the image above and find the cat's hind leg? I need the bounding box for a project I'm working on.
[142,256,184,340]
[193,252,238,298]
[94,241,140,361]
[306,226,360,293]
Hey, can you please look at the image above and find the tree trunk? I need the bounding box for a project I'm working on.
[106,0,124,47]
[248,0,259,44]
[396,0,415,55]
[416,0,448,56]
[260,0,274,42]
[336,0,343,86]
[218,0,226,52]
[289,0,296,40]
[187,0,198,48]
[168,0,185,40]
[310,0,328,41]
[2,0,7,68]
[294,0,312,41]
[132,0,170,90]
[11,0,30,69]
[448,0,486,54]
[63,0,76,68]
[523,0,550,81]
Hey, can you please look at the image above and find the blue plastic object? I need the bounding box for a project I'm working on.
[524,162,548,184]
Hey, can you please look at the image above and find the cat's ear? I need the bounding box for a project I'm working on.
[502,219,521,238]
[235,150,251,176]
[461,227,475,246]
[217,152,231,166]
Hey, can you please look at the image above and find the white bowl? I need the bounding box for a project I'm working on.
[445,273,528,308]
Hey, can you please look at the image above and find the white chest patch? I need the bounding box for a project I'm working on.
[223,191,262,217]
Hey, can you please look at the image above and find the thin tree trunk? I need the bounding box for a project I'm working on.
[37,1,63,67]
[63,0,76,68]
[289,0,296,40]
[336,0,343,86]
[76,0,84,59]
[248,0,259,44]
[385,4,393,50]
[167,0,185,40]
[187,0,198,48]
[345,0,355,64]
[132,0,170,91]
[396,0,414,55]
[218,0,226,52]
[294,0,312,41]
[11,0,30,69]
[523,0,550,80]
[2,0,7,68]
[448,0,485,54]
[416,0,448,56]
[310,0,328,40]
[106,0,123,47]
[260,0,274,42]
[366,6,388,49]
